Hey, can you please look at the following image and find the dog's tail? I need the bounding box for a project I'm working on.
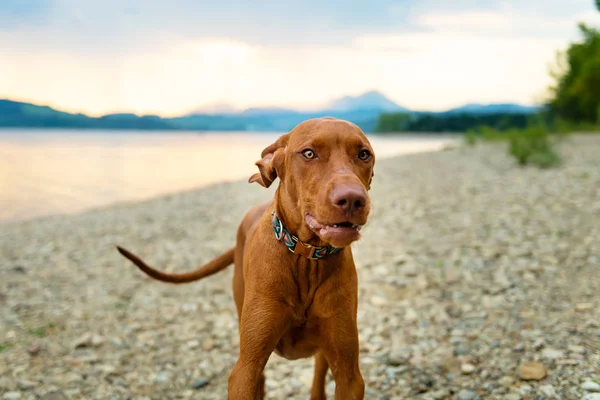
[115,245,235,284]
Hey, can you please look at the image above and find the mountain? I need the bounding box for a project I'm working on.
[324,90,410,113]
[0,100,178,130]
[240,107,298,116]
[444,103,540,115]
[0,94,543,133]
[179,91,410,132]
[175,91,407,132]
[189,103,240,115]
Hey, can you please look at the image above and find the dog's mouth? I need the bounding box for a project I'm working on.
[305,214,363,247]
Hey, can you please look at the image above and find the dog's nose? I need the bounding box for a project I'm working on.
[330,185,367,216]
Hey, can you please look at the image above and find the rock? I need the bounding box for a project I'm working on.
[181,303,198,313]
[386,348,411,366]
[2,393,21,400]
[17,380,39,390]
[513,343,525,352]
[27,344,41,356]
[394,254,408,265]
[542,348,564,359]
[62,372,83,383]
[370,296,388,306]
[540,384,556,397]
[556,358,580,366]
[582,394,600,400]
[499,376,513,387]
[91,333,104,347]
[202,338,215,350]
[518,361,547,381]
[461,363,476,375]
[403,263,419,277]
[191,378,210,389]
[582,381,600,392]
[445,267,461,284]
[568,344,586,354]
[72,332,102,349]
[428,389,449,399]
[457,389,477,400]
[404,308,418,321]
[154,371,171,384]
[95,365,115,375]
[575,303,594,311]
[72,332,92,349]
[504,394,521,400]
[532,338,545,350]
[373,264,389,275]
[298,368,314,388]
[520,384,532,395]
[40,392,67,400]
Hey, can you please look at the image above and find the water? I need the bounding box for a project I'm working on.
[0,129,456,223]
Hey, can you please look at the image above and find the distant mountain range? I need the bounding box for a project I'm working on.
[0,91,541,133]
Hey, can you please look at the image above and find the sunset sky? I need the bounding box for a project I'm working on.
[1,0,599,117]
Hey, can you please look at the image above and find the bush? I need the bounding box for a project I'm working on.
[507,127,561,168]
[464,130,478,146]
[465,124,562,168]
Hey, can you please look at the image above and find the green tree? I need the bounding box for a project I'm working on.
[550,24,600,122]
[550,2,600,123]
[375,112,413,132]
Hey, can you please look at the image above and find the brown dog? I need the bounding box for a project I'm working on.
[116,117,375,399]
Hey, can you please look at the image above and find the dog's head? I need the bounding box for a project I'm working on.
[249,117,375,248]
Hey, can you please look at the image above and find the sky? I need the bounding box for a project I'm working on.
[0,0,599,116]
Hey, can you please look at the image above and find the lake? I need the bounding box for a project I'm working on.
[0,130,457,223]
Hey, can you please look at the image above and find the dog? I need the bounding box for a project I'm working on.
[116,117,375,399]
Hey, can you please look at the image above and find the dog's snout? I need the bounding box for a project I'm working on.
[330,185,367,216]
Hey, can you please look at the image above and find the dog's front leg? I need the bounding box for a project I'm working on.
[319,314,364,400]
[228,296,291,400]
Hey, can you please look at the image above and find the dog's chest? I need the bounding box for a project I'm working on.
[290,258,329,308]
[275,320,320,360]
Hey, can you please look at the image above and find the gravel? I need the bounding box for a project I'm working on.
[1,134,599,399]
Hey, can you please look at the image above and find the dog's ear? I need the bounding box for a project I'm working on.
[248,133,290,188]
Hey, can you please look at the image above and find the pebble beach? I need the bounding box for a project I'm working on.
[1,135,599,400]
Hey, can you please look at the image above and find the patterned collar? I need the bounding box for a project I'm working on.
[271,211,341,260]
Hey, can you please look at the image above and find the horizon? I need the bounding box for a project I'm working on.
[1,1,599,117]
[0,90,540,118]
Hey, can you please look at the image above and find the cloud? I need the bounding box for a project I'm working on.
[1,0,599,115]
[415,6,600,41]
[0,0,419,52]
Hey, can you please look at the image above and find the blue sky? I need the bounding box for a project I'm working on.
[1,0,598,116]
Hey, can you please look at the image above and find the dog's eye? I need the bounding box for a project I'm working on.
[358,149,371,161]
[302,149,316,160]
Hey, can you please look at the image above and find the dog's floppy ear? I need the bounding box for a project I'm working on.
[248,133,290,188]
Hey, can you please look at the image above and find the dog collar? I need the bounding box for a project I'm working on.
[271,212,340,260]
